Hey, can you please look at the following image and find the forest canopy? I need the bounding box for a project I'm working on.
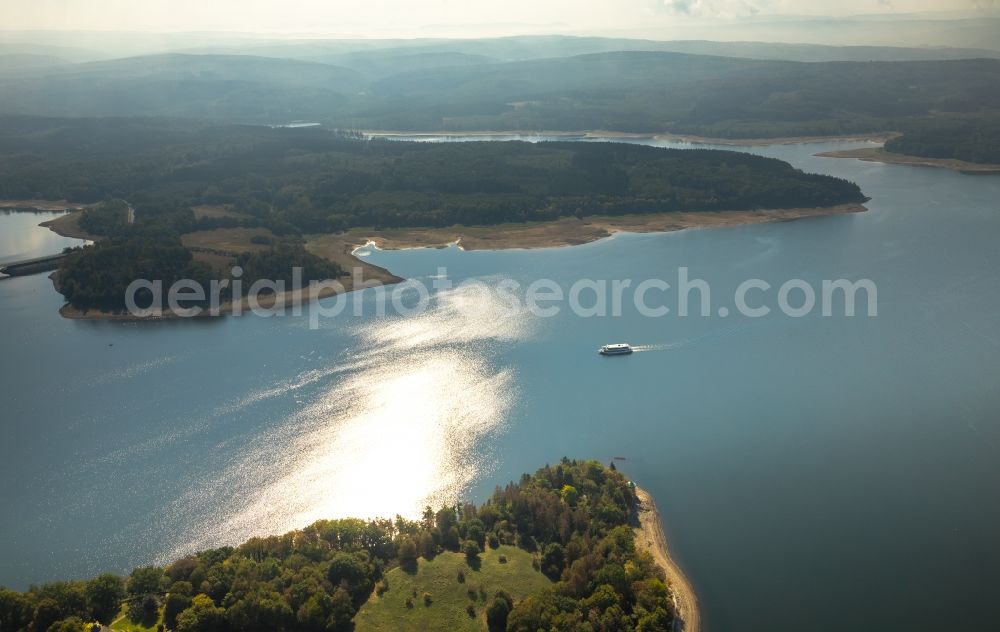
[0,459,677,632]
[885,116,1000,164]
[1,117,866,310]
[0,116,865,234]
[1,50,999,150]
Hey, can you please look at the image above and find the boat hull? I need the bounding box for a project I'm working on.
[599,348,633,356]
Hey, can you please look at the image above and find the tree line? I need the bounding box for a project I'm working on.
[0,117,865,234]
[886,117,1000,164]
[0,459,675,632]
[0,117,866,310]
[56,197,342,311]
[2,52,999,148]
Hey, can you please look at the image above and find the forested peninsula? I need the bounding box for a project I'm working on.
[0,460,694,632]
[0,116,866,313]
[816,116,1000,172]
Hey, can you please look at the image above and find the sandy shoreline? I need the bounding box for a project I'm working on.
[634,486,701,632]
[0,199,95,213]
[365,128,895,147]
[39,210,101,241]
[34,199,865,321]
[336,203,867,253]
[817,147,1000,174]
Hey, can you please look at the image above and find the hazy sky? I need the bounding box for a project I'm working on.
[1,0,996,36]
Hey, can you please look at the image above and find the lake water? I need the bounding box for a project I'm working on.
[1,140,1000,632]
[0,210,86,265]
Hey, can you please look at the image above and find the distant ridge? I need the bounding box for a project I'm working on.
[0,53,69,76]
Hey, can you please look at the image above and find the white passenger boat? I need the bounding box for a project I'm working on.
[599,343,633,356]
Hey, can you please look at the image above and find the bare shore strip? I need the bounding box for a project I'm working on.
[38,208,101,240]
[816,147,1000,174]
[634,486,701,632]
[335,203,867,253]
[365,128,896,146]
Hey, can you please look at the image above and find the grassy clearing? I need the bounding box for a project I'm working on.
[38,210,100,241]
[180,227,276,255]
[109,603,163,631]
[354,545,551,632]
[192,205,248,220]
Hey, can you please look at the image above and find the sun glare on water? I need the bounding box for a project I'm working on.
[161,284,529,560]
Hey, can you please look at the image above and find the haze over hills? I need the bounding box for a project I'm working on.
[3,31,1000,65]
[193,37,1000,80]
[0,53,69,76]
[1,46,998,143]
[620,14,1000,50]
[175,35,1000,65]
[3,7,1000,51]
[0,54,364,119]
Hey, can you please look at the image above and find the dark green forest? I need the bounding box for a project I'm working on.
[2,50,999,157]
[0,117,865,309]
[52,195,343,310]
[885,116,1000,164]
[0,116,864,231]
[0,460,676,632]
[352,54,1000,140]
[57,235,342,310]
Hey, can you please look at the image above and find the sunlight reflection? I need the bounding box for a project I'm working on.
[360,284,530,350]
[161,283,527,559]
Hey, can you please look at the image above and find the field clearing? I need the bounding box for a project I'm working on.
[109,603,163,631]
[181,227,275,255]
[192,205,249,220]
[354,545,552,632]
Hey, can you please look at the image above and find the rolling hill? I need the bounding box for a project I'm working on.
[0,54,363,119]
[1,46,999,141]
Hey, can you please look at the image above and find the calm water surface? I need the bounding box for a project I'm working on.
[0,210,86,265]
[1,141,1000,632]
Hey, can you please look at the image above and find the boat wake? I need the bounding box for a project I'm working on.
[630,343,678,353]
[631,322,755,354]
